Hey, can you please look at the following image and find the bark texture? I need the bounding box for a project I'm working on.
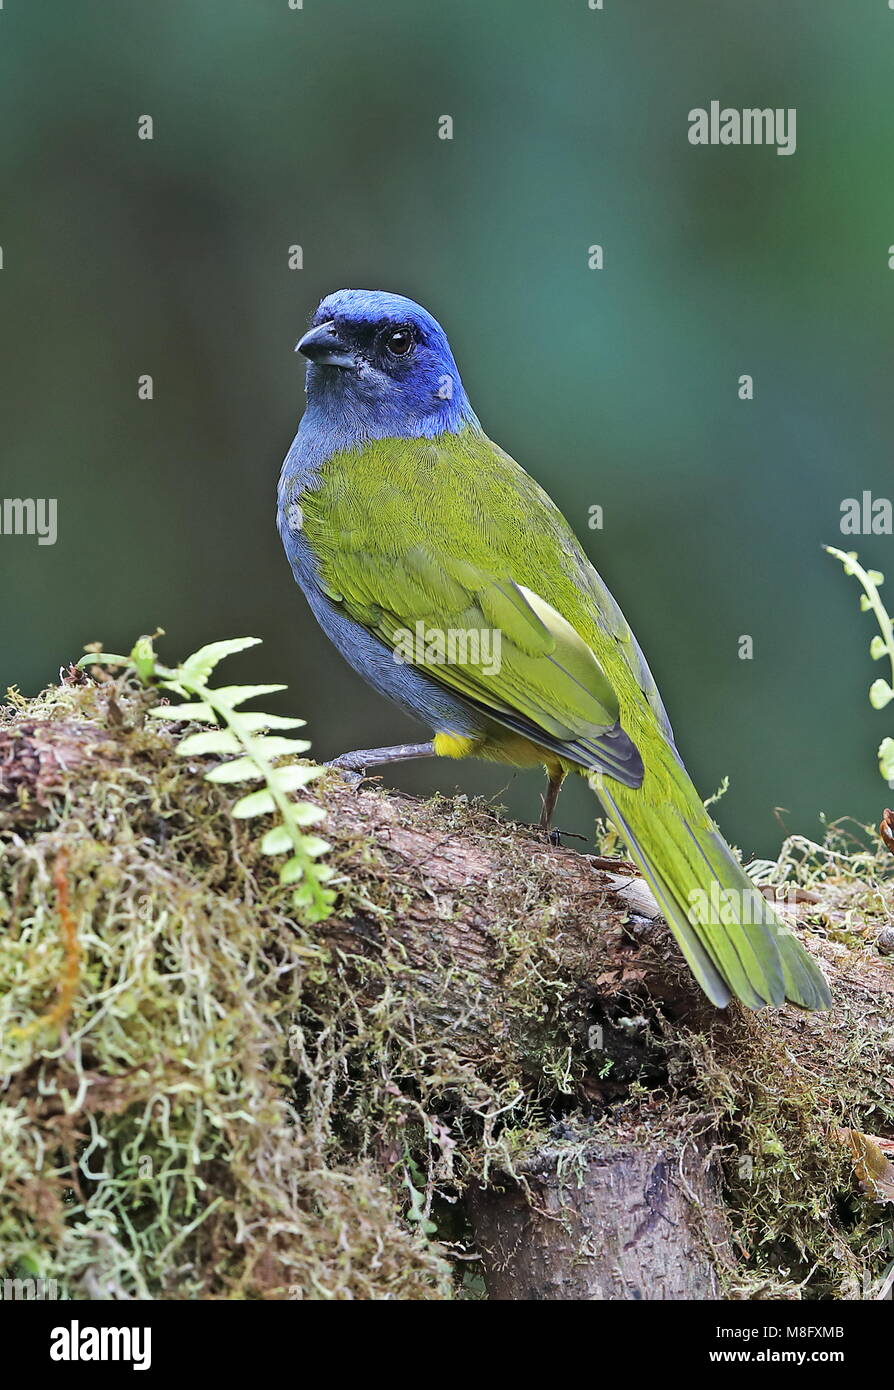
[467,1143,730,1300]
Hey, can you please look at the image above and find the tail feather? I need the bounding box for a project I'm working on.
[593,766,831,1011]
[776,930,832,1011]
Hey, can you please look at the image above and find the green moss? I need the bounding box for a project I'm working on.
[0,673,449,1299]
[0,667,891,1300]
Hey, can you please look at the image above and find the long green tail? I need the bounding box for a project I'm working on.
[591,759,831,1010]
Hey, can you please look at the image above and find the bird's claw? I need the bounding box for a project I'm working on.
[325,761,367,787]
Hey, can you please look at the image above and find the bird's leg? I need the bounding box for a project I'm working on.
[539,769,566,833]
[326,740,436,773]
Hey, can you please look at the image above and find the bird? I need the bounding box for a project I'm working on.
[277,288,831,1011]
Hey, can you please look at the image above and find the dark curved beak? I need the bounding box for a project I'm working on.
[295,320,356,368]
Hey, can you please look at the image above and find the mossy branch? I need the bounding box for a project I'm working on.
[1,669,892,1300]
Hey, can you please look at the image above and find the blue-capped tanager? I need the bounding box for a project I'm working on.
[277,289,830,1011]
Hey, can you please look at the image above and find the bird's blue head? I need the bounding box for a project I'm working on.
[294,289,479,450]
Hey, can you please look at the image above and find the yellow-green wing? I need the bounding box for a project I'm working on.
[299,436,646,784]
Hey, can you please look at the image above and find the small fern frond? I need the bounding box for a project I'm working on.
[825,546,894,785]
[78,634,336,921]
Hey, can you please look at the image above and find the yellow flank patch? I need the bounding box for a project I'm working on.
[433,732,476,760]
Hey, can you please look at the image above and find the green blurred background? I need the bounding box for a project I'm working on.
[2,0,893,856]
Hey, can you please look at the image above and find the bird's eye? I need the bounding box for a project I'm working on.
[385,326,414,357]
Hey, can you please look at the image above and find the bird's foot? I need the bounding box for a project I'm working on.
[325,764,368,788]
[523,820,586,847]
